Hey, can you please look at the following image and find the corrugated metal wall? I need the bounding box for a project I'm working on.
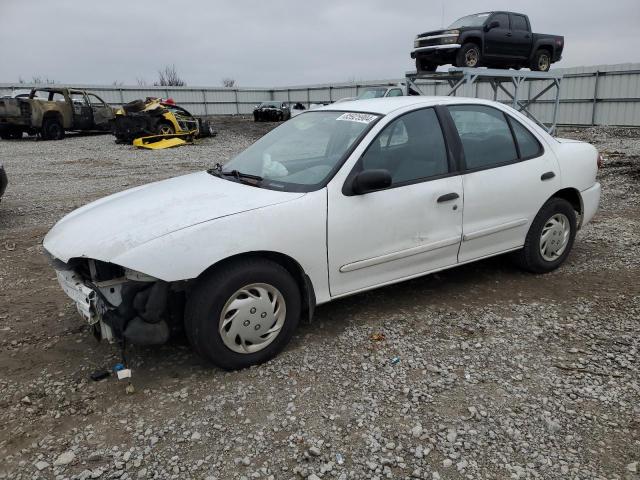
[1,63,639,126]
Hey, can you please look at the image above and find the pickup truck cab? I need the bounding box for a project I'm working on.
[412,11,564,73]
[0,87,114,140]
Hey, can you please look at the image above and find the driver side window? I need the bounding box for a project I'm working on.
[359,108,449,186]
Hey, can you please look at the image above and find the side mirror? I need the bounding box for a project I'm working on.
[485,20,500,31]
[352,169,392,195]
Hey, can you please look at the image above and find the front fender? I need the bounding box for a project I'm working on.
[111,189,331,304]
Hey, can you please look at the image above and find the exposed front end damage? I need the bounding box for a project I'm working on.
[48,254,186,346]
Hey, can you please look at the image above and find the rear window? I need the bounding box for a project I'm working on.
[510,118,543,158]
[511,15,528,31]
[448,105,518,169]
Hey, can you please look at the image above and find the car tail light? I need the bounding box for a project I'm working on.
[597,152,604,169]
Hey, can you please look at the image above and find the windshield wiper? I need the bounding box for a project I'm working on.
[206,163,224,177]
[207,164,263,185]
[222,169,263,183]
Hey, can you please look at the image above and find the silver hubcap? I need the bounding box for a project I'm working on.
[540,213,570,261]
[218,283,286,354]
[465,49,479,67]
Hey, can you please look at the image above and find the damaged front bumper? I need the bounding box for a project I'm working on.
[49,255,184,346]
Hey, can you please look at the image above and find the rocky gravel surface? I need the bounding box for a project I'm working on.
[0,121,638,479]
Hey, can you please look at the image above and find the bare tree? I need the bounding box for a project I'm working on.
[154,65,186,87]
[18,76,25,84]
[221,78,236,88]
[136,77,148,86]
[112,80,124,86]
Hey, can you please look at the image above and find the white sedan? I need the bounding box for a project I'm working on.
[44,97,601,370]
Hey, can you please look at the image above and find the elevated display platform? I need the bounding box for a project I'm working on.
[406,68,563,133]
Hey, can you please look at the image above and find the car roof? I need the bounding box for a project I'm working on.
[315,96,502,115]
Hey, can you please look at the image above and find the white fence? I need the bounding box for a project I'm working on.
[1,63,639,126]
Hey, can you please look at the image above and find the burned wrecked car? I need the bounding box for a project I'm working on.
[0,88,114,140]
[112,98,215,143]
[253,101,291,122]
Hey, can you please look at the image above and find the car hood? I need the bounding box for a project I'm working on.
[417,28,447,37]
[44,171,304,263]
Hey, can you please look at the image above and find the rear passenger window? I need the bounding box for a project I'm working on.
[510,118,542,158]
[360,108,449,185]
[511,15,528,31]
[448,105,518,170]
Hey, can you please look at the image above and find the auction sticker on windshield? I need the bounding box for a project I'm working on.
[336,113,378,124]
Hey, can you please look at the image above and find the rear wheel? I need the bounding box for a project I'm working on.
[185,258,301,370]
[531,50,551,72]
[513,198,576,273]
[456,43,482,68]
[41,117,65,140]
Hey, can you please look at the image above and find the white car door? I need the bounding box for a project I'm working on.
[327,107,463,297]
[446,104,562,263]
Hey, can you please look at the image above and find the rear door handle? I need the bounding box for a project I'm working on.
[437,192,459,202]
[506,32,512,37]
[541,171,556,181]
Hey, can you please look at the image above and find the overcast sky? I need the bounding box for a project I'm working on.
[1,0,639,87]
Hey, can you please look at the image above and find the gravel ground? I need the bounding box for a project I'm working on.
[0,120,638,480]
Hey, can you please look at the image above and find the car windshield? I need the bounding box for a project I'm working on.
[448,13,490,28]
[356,88,388,100]
[221,111,380,192]
[259,102,281,108]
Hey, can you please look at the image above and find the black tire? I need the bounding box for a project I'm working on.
[513,198,577,274]
[123,100,146,114]
[415,58,437,72]
[9,129,23,139]
[155,121,175,135]
[456,43,482,68]
[531,49,551,72]
[185,258,301,370]
[41,117,65,140]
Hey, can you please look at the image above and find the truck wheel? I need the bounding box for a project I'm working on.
[513,198,576,273]
[531,50,551,72]
[42,118,65,140]
[185,258,301,370]
[415,58,436,72]
[456,43,482,68]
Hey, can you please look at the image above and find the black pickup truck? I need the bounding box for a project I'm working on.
[411,11,564,73]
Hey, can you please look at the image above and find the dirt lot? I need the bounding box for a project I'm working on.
[0,118,638,480]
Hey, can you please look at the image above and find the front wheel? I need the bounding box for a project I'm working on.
[185,258,301,370]
[456,43,482,68]
[156,122,175,135]
[513,198,577,273]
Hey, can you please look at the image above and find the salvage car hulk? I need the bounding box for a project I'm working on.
[412,11,564,73]
[0,88,114,140]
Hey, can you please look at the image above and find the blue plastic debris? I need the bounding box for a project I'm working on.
[113,363,125,372]
[391,357,400,365]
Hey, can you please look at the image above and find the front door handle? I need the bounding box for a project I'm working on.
[506,32,512,37]
[437,192,459,203]
[541,171,556,181]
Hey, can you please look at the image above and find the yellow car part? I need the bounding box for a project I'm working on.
[133,134,192,149]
